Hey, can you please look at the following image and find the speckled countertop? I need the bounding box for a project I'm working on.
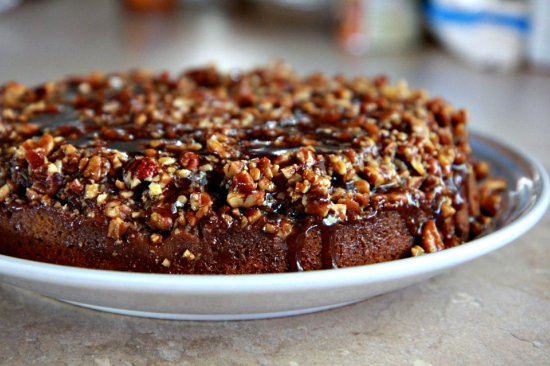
[0,1,549,365]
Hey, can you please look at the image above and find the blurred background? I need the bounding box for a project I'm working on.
[0,0,549,156]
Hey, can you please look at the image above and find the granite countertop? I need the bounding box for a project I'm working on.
[1,1,549,365]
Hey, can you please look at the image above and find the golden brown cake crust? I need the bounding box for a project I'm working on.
[0,64,503,273]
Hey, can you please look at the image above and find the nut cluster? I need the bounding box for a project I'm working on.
[0,63,504,254]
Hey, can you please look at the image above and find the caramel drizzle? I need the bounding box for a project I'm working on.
[286,221,338,272]
[30,109,355,160]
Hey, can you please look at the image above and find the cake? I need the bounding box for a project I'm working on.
[0,63,505,274]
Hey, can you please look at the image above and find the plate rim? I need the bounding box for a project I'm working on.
[1,130,549,294]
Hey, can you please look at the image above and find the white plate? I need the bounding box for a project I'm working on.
[0,131,548,320]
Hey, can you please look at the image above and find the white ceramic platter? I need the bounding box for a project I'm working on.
[0,131,548,320]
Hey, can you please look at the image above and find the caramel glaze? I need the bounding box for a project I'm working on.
[0,66,485,273]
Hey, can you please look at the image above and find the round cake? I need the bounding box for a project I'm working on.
[0,64,503,274]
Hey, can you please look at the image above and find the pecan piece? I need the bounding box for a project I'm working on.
[83,156,103,182]
[421,220,444,253]
[149,211,173,231]
[227,190,265,208]
[107,217,128,240]
[123,157,159,188]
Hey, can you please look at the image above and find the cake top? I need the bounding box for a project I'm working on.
[0,63,476,246]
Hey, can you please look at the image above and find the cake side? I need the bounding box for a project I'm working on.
[0,203,417,273]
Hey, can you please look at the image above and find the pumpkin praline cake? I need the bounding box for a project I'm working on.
[0,64,505,274]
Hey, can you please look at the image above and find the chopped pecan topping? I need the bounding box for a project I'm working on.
[0,63,502,251]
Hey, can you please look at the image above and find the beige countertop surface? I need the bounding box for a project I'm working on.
[0,1,549,365]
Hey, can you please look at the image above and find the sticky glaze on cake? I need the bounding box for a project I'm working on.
[0,64,505,273]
